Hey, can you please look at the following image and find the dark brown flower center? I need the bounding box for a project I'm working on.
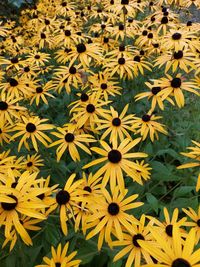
[108,150,122,163]
[151,86,161,95]
[36,87,43,93]
[80,93,89,102]
[142,114,151,122]
[26,123,36,133]
[172,33,182,40]
[65,133,75,142]
[187,21,192,26]
[69,66,76,74]
[24,66,30,72]
[174,51,183,59]
[84,186,92,193]
[147,33,153,39]
[9,78,18,87]
[161,16,168,24]
[65,30,71,36]
[172,258,191,267]
[119,24,124,31]
[11,57,18,64]
[132,234,145,247]
[35,55,40,59]
[112,117,121,126]
[1,195,18,210]
[142,30,148,36]
[0,101,8,111]
[41,33,46,39]
[27,162,33,167]
[104,37,109,43]
[121,0,129,4]
[45,19,50,25]
[76,43,86,53]
[101,83,107,90]
[165,224,173,237]
[196,219,200,227]
[56,190,70,205]
[119,45,125,51]
[86,104,95,113]
[37,193,45,200]
[118,57,125,65]
[134,55,141,62]
[108,202,120,215]
[171,78,181,88]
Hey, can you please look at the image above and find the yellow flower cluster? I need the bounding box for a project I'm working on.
[0,0,199,266]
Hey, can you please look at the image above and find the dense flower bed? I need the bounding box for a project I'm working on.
[0,0,200,266]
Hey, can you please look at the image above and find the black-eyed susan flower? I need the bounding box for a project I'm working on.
[183,206,200,244]
[53,65,83,94]
[133,112,167,142]
[29,81,55,105]
[135,82,174,111]
[162,29,197,52]
[25,51,50,66]
[0,93,26,124]
[83,138,148,191]
[36,242,81,267]
[54,47,72,64]
[70,93,110,131]
[11,116,53,152]
[104,55,135,79]
[132,54,152,76]
[154,49,196,73]
[147,207,187,244]
[86,187,143,247]
[0,119,13,145]
[95,104,136,147]
[2,215,42,251]
[139,225,200,267]
[68,42,102,69]
[153,73,200,108]
[112,215,154,267]
[0,171,48,245]
[50,123,95,162]
[0,76,34,98]
[177,140,200,191]
[89,71,122,101]
[52,173,84,235]
[22,153,44,173]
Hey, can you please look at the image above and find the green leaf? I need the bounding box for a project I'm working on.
[107,259,123,267]
[173,186,194,197]
[77,241,98,265]
[146,193,159,213]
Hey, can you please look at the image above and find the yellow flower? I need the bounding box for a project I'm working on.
[139,226,200,267]
[133,112,167,142]
[135,82,174,111]
[11,116,53,152]
[0,171,48,246]
[86,187,143,247]
[50,123,95,162]
[83,138,148,191]
[183,205,200,244]
[53,173,84,235]
[112,215,155,267]
[96,104,136,147]
[22,153,44,173]
[68,42,102,69]
[146,207,187,244]
[153,73,199,108]
[36,242,81,267]
[0,119,13,145]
